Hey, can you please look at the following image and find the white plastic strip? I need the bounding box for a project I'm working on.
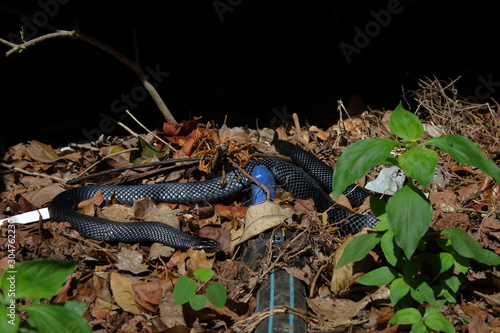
[0,208,50,227]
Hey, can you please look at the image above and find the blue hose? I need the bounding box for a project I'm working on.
[247,166,308,332]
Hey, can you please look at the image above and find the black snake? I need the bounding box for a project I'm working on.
[48,140,380,251]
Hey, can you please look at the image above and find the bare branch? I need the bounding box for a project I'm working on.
[0,21,178,124]
[4,30,77,56]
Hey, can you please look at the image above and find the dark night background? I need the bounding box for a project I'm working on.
[0,0,498,148]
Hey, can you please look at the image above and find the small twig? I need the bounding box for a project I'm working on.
[309,251,336,298]
[3,30,76,56]
[125,110,176,151]
[227,159,271,200]
[472,290,500,306]
[68,156,203,185]
[0,162,65,183]
[75,147,139,179]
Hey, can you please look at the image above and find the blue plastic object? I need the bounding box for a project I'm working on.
[251,165,276,204]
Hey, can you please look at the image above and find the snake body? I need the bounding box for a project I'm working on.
[48,140,379,251]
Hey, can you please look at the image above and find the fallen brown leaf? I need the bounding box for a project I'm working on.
[110,271,140,314]
[235,201,294,245]
[25,140,60,163]
[177,248,213,276]
[468,312,489,333]
[22,183,65,207]
[368,306,394,329]
[115,247,149,274]
[330,235,354,294]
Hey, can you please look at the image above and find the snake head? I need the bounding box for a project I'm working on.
[192,237,222,252]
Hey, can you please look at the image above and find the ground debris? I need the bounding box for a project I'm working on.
[1,81,500,331]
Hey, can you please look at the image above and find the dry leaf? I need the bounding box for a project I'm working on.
[235,201,294,245]
[461,301,489,319]
[92,298,119,320]
[110,271,140,314]
[141,203,179,229]
[115,247,149,274]
[149,242,176,259]
[307,296,355,324]
[468,312,489,333]
[309,286,390,323]
[22,184,65,208]
[159,291,186,328]
[132,280,163,312]
[368,306,394,329]
[101,204,134,222]
[330,235,354,294]
[25,140,60,163]
[177,248,213,276]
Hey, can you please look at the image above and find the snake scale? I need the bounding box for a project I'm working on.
[48,140,380,251]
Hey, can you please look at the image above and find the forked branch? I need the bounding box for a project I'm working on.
[0,26,178,124]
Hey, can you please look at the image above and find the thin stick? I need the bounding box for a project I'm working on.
[227,159,271,200]
[75,147,139,179]
[68,156,203,185]
[3,30,76,56]
[0,163,65,183]
[125,110,176,151]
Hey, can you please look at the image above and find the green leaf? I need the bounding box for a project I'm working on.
[443,275,461,295]
[21,304,92,333]
[410,320,428,333]
[332,138,400,198]
[173,276,197,306]
[439,228,500,266]
[380,229,403,266]
[387,184,432,259]
[399,148,439,188]
[437,252,455,275]
[435,238,470,274]
[409,279,436,305]
[452,253,470,275]
[206,282,227,308]
[419,252,454,277]
[389,102,424,142]
[390,277,410,306]
[424,135,500,184]
[0,305,19,333]
[423,312,456,333]
[0,259,77,300]
[437,274,463,303]
[389,307,422,325]
[370,195,387,218]
[373,218,389,231]
[356,266,398,286]
[336,233,382,267]
[189,294,207,311]
[132,136,169,164]
[193,268,214,282]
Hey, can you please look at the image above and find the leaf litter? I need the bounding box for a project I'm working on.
[0,77,499,332]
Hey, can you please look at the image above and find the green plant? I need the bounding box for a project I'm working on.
[173,268,227,311]
[0,259,91,333]
[334,102,500,333]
